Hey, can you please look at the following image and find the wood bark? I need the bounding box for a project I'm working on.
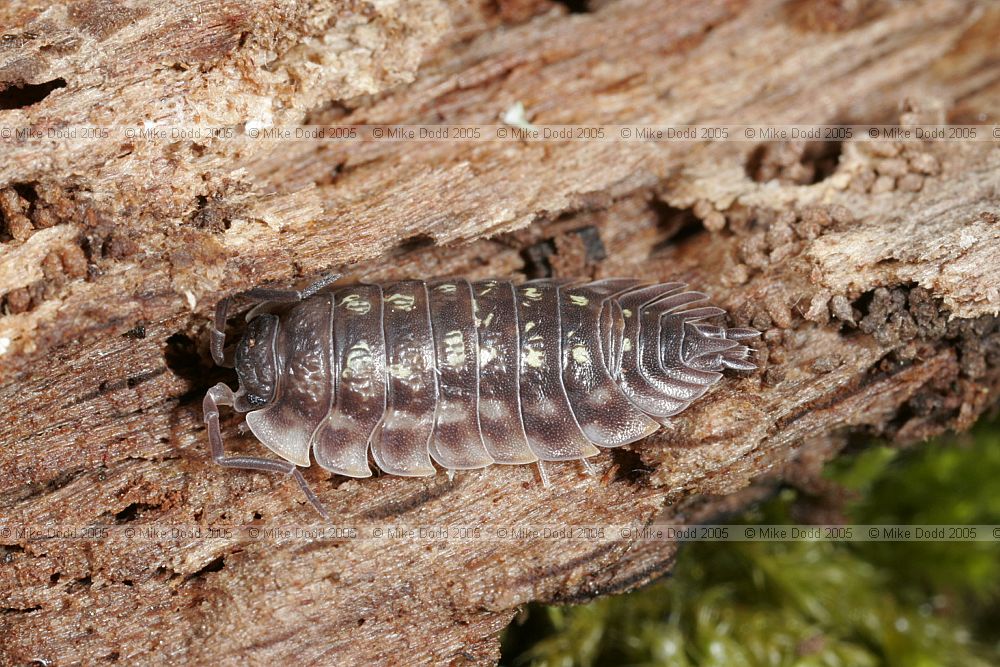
[2,0,999,664]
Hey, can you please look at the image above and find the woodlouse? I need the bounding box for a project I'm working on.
[203,276,758,517]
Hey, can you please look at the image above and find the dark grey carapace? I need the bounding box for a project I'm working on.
[203,278,758,517]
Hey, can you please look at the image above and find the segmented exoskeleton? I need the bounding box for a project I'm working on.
[203,277,758,517]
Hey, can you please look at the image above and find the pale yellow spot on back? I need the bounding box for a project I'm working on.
[385,292,416,312]
[443,330,466,367]
[387,363,414,379]
[479,344,496,367]
[342,341,379,399]
[570,294,589,307]
[341,294,372,315]
[343,341,372,377]
[524,347,545,368]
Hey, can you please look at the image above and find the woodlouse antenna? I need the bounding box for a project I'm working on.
[210,298,233,368]
[211,273,343,368]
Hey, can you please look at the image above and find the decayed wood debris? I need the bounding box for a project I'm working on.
[1,0,998,664]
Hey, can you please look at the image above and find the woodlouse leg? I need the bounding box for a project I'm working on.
[581,457,598,476]
[536,460,551,488]
[203,382,331,520]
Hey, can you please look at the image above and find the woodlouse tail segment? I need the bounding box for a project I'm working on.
[719,326,760,372]
[680,321,760,373]
[203,382,331,520]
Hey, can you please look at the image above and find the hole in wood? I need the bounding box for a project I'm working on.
[395,233,436,254]
[651,200,703,254]
[0,77,67,110]
[746,139,843,185]
[164,333,202,382]
[553,0,591,13]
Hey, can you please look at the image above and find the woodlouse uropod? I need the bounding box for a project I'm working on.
[203,276,758,517]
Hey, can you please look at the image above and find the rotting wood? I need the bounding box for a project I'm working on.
[1,0,999,664]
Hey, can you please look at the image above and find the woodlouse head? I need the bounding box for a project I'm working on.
[233,313,279,412]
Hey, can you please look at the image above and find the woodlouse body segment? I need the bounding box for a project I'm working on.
[472,280,535,465]
[204,277,758,515]
[319,283,384,477]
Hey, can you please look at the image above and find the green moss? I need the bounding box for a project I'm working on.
[829,426,1000,612]
[502,419,1000,666]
